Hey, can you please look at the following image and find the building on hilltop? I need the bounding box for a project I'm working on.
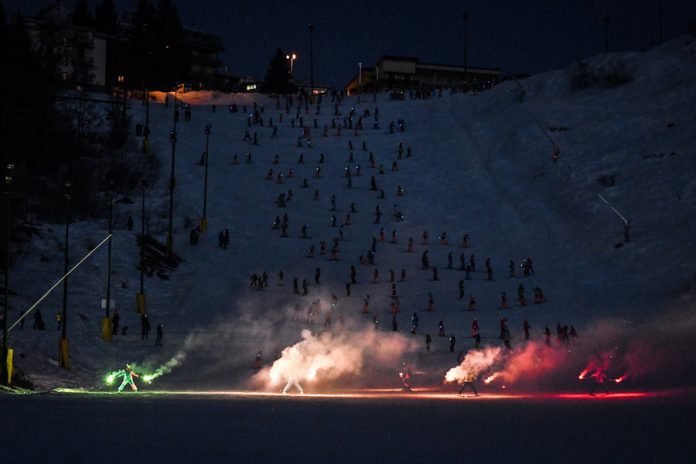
[22,1,112,89]
[21,1,237,92]
[180,28,233,91]
[346,56,501,95]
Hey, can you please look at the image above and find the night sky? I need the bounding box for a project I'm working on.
[5,0,696,87]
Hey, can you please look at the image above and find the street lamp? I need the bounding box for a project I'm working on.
[286,53,297,75]
[144,88,150,152]
[138,178,148,316]
[308,23,315,99]
[167,129,177,259]
[201,124,212,231]
[463,13,469,76]
[102,180,114,341]
[59,182,71,369]
[1,162,13,384]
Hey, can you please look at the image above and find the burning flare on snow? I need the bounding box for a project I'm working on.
[261,329,417,389]
[444,347,502,384]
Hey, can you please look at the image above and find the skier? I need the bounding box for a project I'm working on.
[517,284,527,306]
[425,334,432,352]
[438,319,446,337]
[457,372,479,397]
[362,294,370,313]
[399,362,413,391]
[421,250,429,269]
[523,320,531,340]
[588,369,609,396]
[141,313,150,340]
[154,323,163,346]
[500,291,509,309]
[468,295,476,311]
[459,280,465,299]
[283,375,304,395]
[544,327,552,346]
[471,318,480,338]
[503,326,512,349]
[411,312,419,335]
[449,335,456,352]
[392,314,398,332]
[253,351,263,369]
[115,364,140,392]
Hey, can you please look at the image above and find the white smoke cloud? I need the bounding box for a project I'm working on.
[254,328,419,390]
[444,347,502,383]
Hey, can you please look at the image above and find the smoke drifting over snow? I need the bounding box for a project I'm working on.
[440,298,696,391]
[253,328,419,390]
[134,292,696,391]
[444,347,502,384]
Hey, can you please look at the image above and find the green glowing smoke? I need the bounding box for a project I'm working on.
[104,353,186,388]
[142,352,186,383]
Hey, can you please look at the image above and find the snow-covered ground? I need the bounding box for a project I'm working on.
[2,392,694,464]
[5,35,696,394]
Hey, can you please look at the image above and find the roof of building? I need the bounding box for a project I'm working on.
[181,29,224,52]
[376,55,500,74]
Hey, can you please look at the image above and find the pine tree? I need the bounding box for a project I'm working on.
[73,0,93,28]
[0,0,6,29]
[95,0,118,35]
[154,0,185,89]
[0,20,57,174]
[264,48,292,94]
[127,0,157,89]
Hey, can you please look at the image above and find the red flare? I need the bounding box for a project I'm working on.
[578,368,590,380]
[484,373,501,384]
[614,373,628,383]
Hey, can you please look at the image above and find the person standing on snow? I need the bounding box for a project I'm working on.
[457,372,479,397]
[116,364,140,392]
[399,362,413,391]
[283,375,304,395]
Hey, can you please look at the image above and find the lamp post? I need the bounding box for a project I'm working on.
[463,12,469,88]
[167,89,178,259]
[59,182,71,369]
[1,162,13,384]
[144,88,150,141]
[140,178,148,294]
[658,0,663,45]
[308,23,315,99]
[286,53,297,75]
[202,124,211,229]
[138,178,148,316]
[167,128,177,259]
[103,180,114,341]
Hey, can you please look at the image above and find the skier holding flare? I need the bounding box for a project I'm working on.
[106,363,141,392]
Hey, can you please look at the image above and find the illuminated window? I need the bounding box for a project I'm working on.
[117,75,125,83]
